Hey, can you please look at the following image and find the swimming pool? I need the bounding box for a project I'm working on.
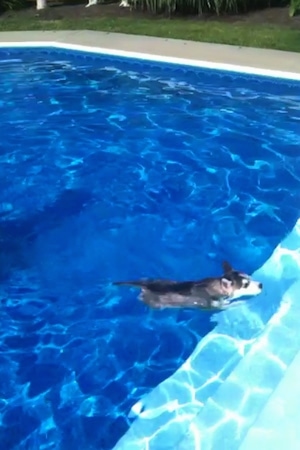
[0,46,299,450]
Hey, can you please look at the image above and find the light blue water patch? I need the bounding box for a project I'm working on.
[113,219,300,450]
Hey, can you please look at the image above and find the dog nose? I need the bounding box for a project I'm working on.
[258,282,263,289]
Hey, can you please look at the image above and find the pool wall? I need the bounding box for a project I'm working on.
[1,36,299,449]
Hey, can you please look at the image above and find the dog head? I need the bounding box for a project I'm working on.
[221,261,263,300]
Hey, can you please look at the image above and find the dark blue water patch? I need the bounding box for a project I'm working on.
[4,334,40,350]
[0,48,299,449]
[15,352,38,374]
[20,363,69,398]
[1,406,40,449]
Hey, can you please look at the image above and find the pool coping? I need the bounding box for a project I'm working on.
[0,30,300,79]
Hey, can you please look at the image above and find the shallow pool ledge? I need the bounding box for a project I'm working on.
[113,219,300,450]
[0,30,300,78]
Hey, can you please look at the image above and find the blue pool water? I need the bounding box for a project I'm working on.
[0,47,299,450]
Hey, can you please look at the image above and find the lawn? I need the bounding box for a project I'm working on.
[0,3,300,52]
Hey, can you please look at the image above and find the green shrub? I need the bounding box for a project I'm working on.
[0,0,27,11]
[289,0,300,15]
[132,0,289,15]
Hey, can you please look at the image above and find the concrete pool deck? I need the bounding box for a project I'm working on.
[0,30,300,75]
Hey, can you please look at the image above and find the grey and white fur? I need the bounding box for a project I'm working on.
[113,261,263,311]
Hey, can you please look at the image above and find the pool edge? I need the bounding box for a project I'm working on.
[0,31,299,79]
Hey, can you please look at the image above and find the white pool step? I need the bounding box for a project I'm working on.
[239,348,300,450]
[176,278,300,450]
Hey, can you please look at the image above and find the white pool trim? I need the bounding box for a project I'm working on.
[1,40,300,81]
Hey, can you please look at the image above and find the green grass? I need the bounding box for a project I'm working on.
[0,15,300,52]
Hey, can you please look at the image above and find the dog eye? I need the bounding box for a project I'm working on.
[243,280,250,288]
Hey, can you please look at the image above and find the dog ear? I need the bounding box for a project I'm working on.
[221,277,232,290]
[222,261,233,274]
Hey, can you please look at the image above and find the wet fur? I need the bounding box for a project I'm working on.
[113,261,263,311]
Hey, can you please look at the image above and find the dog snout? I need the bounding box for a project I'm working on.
[258,282,263,290]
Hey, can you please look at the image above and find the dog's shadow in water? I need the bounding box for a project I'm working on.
[0,188,93,281]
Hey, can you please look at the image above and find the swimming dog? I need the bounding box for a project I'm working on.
[113,261,263,311]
